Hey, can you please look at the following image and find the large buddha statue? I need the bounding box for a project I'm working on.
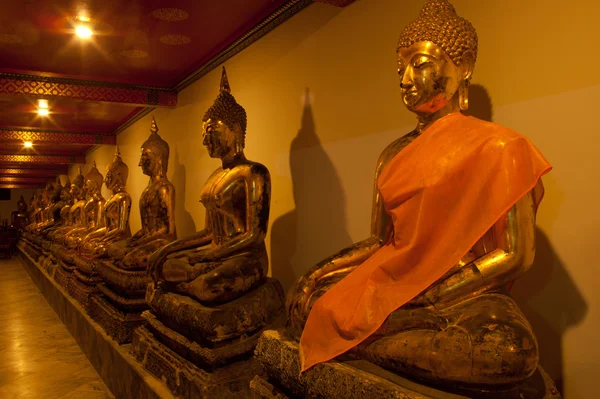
[253,1,555,397]
[71,148,132,310]
[131,68,285,397]
[90,118,176,343]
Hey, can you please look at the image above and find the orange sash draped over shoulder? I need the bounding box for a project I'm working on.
[299,113,552,372]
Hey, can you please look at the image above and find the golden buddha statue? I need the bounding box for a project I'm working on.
[64,162,105,249]
[10,195,28,230]
[131,68,284,395]
[90,118,176,343]
[283,0,552,391]
[79,148,132,259]
[47,168,85,243]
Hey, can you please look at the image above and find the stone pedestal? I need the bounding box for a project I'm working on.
[132,323,264,398]
[130,278,286,398]
[253,330,562,399]
[90,259,150,343]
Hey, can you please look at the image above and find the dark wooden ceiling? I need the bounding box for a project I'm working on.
[0,0,353,189]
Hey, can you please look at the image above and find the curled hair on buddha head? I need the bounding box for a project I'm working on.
[107,146,129,187]
[85,161,104,193]
[203,66,247,149]
[397,0,478,67]
[141,117,170,175]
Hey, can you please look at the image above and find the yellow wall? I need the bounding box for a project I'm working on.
[70,1,599,396]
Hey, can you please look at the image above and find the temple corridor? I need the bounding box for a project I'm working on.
[0,258,113,399]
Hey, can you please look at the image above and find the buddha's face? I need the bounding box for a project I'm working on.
[202,119,236,159]
[397,41,462,115]
[105,170,115,190]
[139,147,155,176]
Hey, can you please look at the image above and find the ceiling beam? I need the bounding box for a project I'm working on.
[0,168,67,177]
[0,154,85,164]
[0,176,49,184]
[0,183,46,189]
[0,128,116,145]
[0,72,177,107]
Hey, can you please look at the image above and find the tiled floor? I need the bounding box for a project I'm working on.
[0,258,114,399]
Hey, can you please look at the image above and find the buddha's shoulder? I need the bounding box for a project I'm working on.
[233,161,270,180]
[376,130,420,169]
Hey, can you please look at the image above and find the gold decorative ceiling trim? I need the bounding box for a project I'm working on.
[0,176,47,184]
[0,168,67,177]
[0,154,85,164]
[0,72,177,107]
[0,183,47,189]
[174,0,313,91]
[0,128,116,145]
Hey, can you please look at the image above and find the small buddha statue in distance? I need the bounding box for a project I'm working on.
[80,147,132,259]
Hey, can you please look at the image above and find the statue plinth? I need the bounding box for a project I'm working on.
[68,257,102,311]
[253,330,561,399]
[89,259,151,343]
[130,278,286,398]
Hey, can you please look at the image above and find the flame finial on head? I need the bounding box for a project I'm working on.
[220,67,231,94]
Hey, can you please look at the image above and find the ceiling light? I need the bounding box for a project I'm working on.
[75,25,93,39]
[38,108,49,116]
[38,99,48,109]
[24,141,33,148]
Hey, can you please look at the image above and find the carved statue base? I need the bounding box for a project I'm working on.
[130,278,286,398]
[131,324,264,398]
[54,260,75,292]
[88,285,146,344]
[253,330,561,399]
[91,260,151,343]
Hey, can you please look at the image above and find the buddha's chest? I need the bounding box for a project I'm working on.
[200,171,245,211]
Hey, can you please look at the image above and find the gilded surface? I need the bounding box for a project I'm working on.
[80,148,132,259]
[137,67,284,372]
[287,0,541,388]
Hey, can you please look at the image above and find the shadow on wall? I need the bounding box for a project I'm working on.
[467,84,587,394]
[512,230,587,395]
[171,148,197,238]
[270,89,352,294]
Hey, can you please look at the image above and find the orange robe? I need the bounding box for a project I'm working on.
[300,113,552,372]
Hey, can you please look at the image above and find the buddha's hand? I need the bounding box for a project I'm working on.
[147,249,167,281]
[187,247,214,264]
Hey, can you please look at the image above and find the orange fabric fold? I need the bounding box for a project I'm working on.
[299,113,552,372]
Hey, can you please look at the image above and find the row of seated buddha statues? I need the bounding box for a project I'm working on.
[18,2,560,397]
[251,1,559,399]
[18,67,286,398]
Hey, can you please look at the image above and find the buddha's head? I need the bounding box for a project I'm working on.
[71,166,85,200]
[396,0,477,117]
[50,177,63,203]
[84,161,104,195]
[60,178,72,203]
[140,117,170,177]
[202,67,247,159]
[105,147,129,191]
[17,195,27,213]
